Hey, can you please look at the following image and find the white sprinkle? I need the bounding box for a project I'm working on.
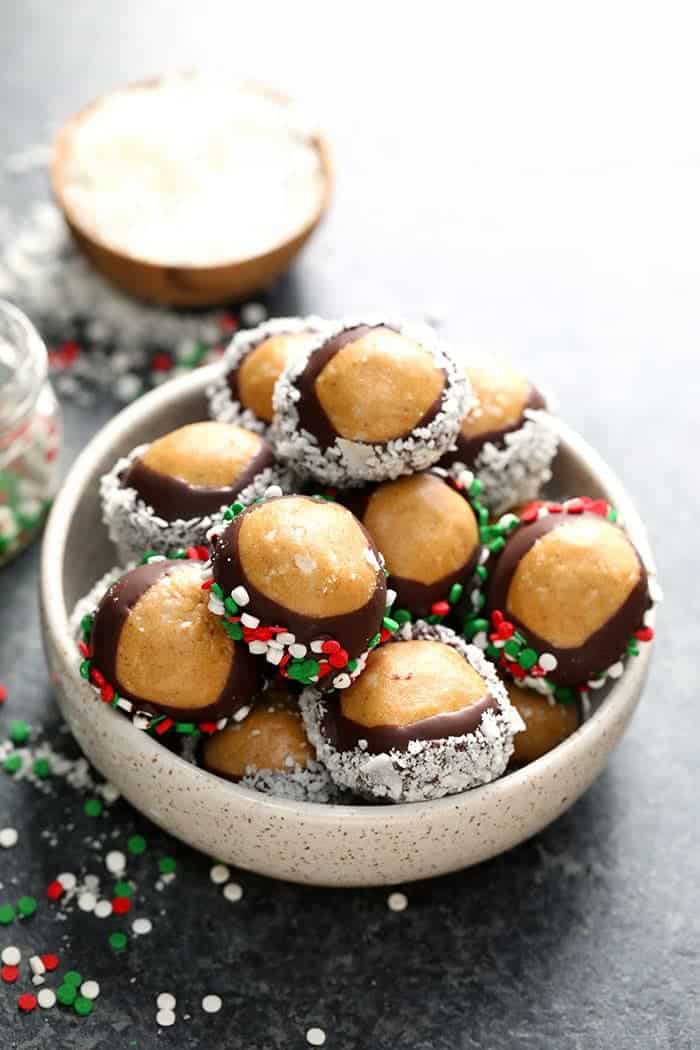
[29,955,45,975]
[78,891,97,912]
[290,643,307,659]
[210,863,230,885]
[157,1008,176,1027]
[649,578,664,603]
[310,639,325,653]
[364,546,380,570]
[386,589,397,608]
[132,917,152,935]
[277,632,296,646]
[538,652,558,672]
[248,640,268,655]
[84,874,100,891]
[100,782,120,804]
[263,484,283,499]
[157,992,176,1011]
[32,974,45,985]
[208,596,225,616]
[306,1027,326,1046]
[231,585,250,606]
[266,648,283,666]
[1,946,20,966]
[37,988,56,1009]
[608,661,625,679]
[457,469,474,489]
[241,612,260,629]
[58,872,77,890]
[117,697,134,713]
[94,899,113,918]
[133,711,151,731]
[387,891,408,912]
[0,827,18,848]
[202,994,222,1014]
[241,302,267,326]
[114,373,143,403]
[233,706,251,723]
[106,849,126,874]
[80,980,100,1000]
[472,631,488,650]
[333,673,351,689]
[223,881,243,902]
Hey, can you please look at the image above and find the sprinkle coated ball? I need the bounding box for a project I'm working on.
[440,356,558,514]
[208,493,389,691]
[100,421,292,562]
[300,621,524,803]
[272,318,471,486]
[207,315,329,433]
[88,559,261,725]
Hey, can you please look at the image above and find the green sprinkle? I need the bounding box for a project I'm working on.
[393,609,412,625]
[109,931,128,951]
[171,547,187,559]
[158,856,177,875]
[554,686,575,705]
[84,798,103,817]
[80,660,91,679]
[223,508,234,521]
[3,754,22,775]
[113,880,132,897]
[477,505,489,526]
[175,722,197,735]
[514,631,528,646]
[8,720,30,745]
[33,757,51,778]
[80,613,94,636]
[64,970,82,987]
[485,644,501,662]
[382,616,399,633]
[231,501,245,516]
[127,834,147,855]
[0,904,15,924]
[518,648,538,670]
[488,537,506,554]
[224,621,244,641]
[475,564,488,581]
[347,658,358,672]
[448,582,464,604]
[503,639,521,659]
[138,551,158,565]
[57,984,77,1006]
[74,996,93,1016]
[368,632,381,649]
[211,582,224,600]
[464,617,489,638]
[607,508,618,522]
[469,478,483,496]
[17,895,37,917]
[224,596,239,615]
[627,639,640,656]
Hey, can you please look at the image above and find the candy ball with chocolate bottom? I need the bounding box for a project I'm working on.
[272,319,471,486]
[507,683,580,768]
[207,316,328,434]
[341,472,483,621]
[440,356,558,514]
[208,493,389,690]
[202,685,337,802]
[87,559,260,728]
[100,421,291,563]
[479,499,654,693]
[300,621,524,803]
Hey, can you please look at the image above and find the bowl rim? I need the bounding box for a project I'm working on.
[50,72,334,274]
[40,363,656,824]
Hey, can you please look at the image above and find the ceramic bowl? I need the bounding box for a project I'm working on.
[39,366,656,887]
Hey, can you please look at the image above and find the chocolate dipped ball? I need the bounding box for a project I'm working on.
[100,421,290,563]
[479,499,654,693]
[208,493,389,690]
[508,684,580,767]
[272,318,471,485]
[300,621,524,803]
[87,559,260,728]
[440,356,558,514]
[207,316,327,433]
[202,686,337,802]
[342,472,483,620]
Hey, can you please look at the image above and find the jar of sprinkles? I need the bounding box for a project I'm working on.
[0,300,61,566]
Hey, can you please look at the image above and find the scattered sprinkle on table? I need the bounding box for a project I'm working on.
[112,896,131,914]
[109,931,127,951]
[17,895,37,917]
[158,856,176,874]
[58,872,77,890]
[29,955,45,975]
[3,754,21,774]
[64,970,82,986]
[1,946,20,966]
[106,850,126,874]
[1,964,19,983]
[157,992,176,1010]
[202,994,222,1014]
[0,905,16,925]
[113,879,132,897]
[94,899,112,918]
[0,683,6,703]
[37,987,56,1009]
[57,983,76,1006]
[387,892,408,912]
[306,1027,327,1046]
[132,917,152,935]
[209,863,230,885]
[0,827,18,848]
[78,891,97,912]
[127,834,147,855]
[32,757,51,778]
[8,720,30,745]
[74,995,93,1016]
[42,953,59,971]
[157,1007,176,1027]
[223,881,243,902]
[83,798,103,817]
[17,991,37,1012]
[80,979,100,1000]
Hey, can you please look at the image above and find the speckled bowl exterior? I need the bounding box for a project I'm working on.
[39,365,656,887]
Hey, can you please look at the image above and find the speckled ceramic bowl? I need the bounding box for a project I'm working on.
[39,366,656,887]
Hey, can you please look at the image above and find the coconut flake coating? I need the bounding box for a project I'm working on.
[100,443,295,563]
[240,760,341,804]
[207,315,329,434]
[271,318,473,486]
[300,621,524,803]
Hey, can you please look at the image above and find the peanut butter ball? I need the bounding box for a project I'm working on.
[203,692,314,779]
[101,421,289,563]
[208,317,327,432]
[89,560,260,724]
[441,356,557,514]
[346,473,481,619]
[484,502,651,689]
[300,621,524,802]
[209,494,388,690]
[508,684,579,767]
[272,319,470,486]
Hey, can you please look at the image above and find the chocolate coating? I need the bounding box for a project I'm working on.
[90,560,260,720]
[211,495,387,661]
[486,513,650,685]
[441,385,546,469]
[295,325,446,451]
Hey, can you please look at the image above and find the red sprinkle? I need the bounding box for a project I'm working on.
[279,653,291,669]
[17,992,37,1013]
[509,663,526,680]
[321,640,341,655]
[520,506,539,524]
[329,649,349,669]
[41,954,59,972]
[198,722,218,735]
[495,622,514,640]
[155,718,174,736]
[100,684,115,704]
[1,965,19,983]
[431,601,450,618]
[112,896,131,915]
[635,626,654,642]
[150,353,172,372]
[78,641,91,658]
[565,499,584,514]
[0,683,7,704]
[547,502,563,513]
[201,578,214,590]
[219,313,239,333]
[46,880,64,901]
[492,610,504,627]
[379,628,392,643]
[90,668,105,688]
[317,661,332,677]
[196,546,209,560]
[185,546,199,559]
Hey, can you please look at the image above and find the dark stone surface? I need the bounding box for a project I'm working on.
[0,3,697,1048]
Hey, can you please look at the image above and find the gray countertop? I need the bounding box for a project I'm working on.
[0,4,696,1048]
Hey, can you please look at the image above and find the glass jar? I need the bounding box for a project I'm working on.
[0,300,62,566]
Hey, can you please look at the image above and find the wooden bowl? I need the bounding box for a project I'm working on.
[51,76,333,308]
[39,365,657,887]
